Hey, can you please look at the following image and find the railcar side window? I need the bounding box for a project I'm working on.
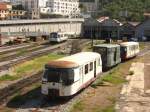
[85,64,88,74]
[90,62,93,71]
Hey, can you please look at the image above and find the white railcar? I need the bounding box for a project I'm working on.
[120,42,140,60]
[49,32,68,43]
[42,52,102,97]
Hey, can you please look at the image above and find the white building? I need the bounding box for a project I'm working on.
[20,0,48,19]
[8,0,22,4]
[40,0,80,17]
[79,0,99,17]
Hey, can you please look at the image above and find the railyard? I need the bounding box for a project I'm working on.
[0,39,149,112]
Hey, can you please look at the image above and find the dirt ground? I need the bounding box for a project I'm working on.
[70,45,150,112]
[0,42,149,112]
[70,60,137,112]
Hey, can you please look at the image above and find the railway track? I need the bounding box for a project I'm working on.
[0,41,48,54]
[0,39,90,104]
[0,44,51,62]
[1,41,149,112]
[14,44,150,112]
[0,42,69,71]
[0,39,90,71]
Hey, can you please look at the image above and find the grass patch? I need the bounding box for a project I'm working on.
[91,67,127,88]
[100,105,115,112]
[102,68,127,85]
[17,49,27,56]
[0,53,65,81]
[93,105,115,112]
[13,53,65,76]
[91,78,104,88]
[70,101,85,112]
[0,74,19,81]
[94,40,105,45]
[82,43,93,52]
[139,43,146,50]
[82,40,105,52]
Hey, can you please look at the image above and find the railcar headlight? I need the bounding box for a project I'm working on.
[42,78,47,84]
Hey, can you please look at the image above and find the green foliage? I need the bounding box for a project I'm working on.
[0,74,19,81]
[70,101,84,112]
[100,0,150,21]
[100,105,115,112]
[91,79,104,88]
[93,105,115,112]
[102,69,127,85]
[14,53,65,76]
[0,54,64,81]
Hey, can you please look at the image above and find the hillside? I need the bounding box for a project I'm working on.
[100,0,150,21]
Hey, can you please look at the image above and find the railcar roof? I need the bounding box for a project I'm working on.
[46,61,78,68]
[94,44,120,48]
[120,42,139,46]
[46,52,100,68]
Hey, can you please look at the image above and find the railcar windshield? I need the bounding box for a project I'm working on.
[50,33,58,38]
[43,67,74,85]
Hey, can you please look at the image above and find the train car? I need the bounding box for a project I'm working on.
[49,32,68,43]
[120,42,140,60]
[93,44,121,69]
[41,52,102,97]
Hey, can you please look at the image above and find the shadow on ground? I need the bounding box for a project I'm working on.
[6,87,83,109]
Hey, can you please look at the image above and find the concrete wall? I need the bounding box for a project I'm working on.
[0,18,84,36]
[0,23,82,35]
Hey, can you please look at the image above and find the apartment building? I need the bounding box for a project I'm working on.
[40,0,80,17]
[8,0,22,4]
[20,0,48,19]
[0,2,26,20]
[79,0,99,17]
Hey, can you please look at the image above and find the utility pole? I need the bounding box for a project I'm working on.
[91,18,94,47]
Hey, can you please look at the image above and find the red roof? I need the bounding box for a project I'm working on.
[0,2,10,10]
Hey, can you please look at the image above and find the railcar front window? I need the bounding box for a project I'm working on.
[43,67,74,85]
[50,33,57,38]
[43,69,60,82]
[61,69,74,85]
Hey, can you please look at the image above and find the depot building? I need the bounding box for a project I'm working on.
[82,17,122,40]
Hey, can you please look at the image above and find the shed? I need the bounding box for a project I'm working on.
[135,19,150,41]
[120,22,139,40]
[82,17,122,40]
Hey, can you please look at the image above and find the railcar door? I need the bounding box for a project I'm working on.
[94,61,96,78]
[79,67,84,85]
